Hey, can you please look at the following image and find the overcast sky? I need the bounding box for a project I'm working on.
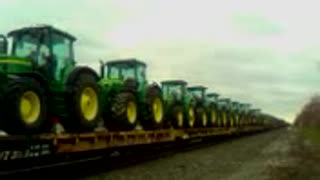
[1,0,320,123]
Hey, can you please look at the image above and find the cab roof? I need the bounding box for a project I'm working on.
[105,58,146,67]
[218,98,230,102]
[161,80,187,85]
[207,92,219,97]
[8,24,77,41]
[187,85,207,91]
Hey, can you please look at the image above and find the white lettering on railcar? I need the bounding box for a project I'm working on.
[0,144,51,161]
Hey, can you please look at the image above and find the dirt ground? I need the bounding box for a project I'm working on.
[79,127,305,180]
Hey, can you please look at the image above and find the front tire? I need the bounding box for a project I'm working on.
[170,105,184,128]
[185,105,195,128]
[142,86,164,129]
[195,106,207,128]
[208,108,218,127]
[105,92,138,131]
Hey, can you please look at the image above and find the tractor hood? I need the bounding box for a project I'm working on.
[0,55,32,74]
[99,78,124,93]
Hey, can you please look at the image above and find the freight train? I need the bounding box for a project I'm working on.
[0,25,287,173]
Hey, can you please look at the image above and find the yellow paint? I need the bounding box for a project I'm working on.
[20,91,40,124]
[177,111,183,127]
[80,87,98,121]
[0,59,31,65]
[152,97,163,123]
[202,112,207,127]
[188,107,195,127]
[211,110,217,125]
[127,101,137,124]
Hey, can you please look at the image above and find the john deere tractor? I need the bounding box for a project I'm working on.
[206,93,219,127]
[230,101,240,128]
[99,59,164,131]
[187,86,208,128]
[0,25,101,135]
[205,93,220,127]
[161,80,196,128]
[249,109,261,126]
[239,103,251,127]
[217,98,231,128]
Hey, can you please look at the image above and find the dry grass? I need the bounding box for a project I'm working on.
[266,95,320,180]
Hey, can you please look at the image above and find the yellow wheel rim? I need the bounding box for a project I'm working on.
[211,110,216,125]
[20,91,41,124]
[223,111,227,127]
[188,107,195,127]
[202,112,207,127]
[152,97,163,123]
[127,101,137,124]
[80,87,98,121]
[230,114,234,127]
[177,111,183,127]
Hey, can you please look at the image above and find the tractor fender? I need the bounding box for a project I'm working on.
[146,82,162,93]
[122,78,137,93]
[13,72,49,93]
[65,66,99,85]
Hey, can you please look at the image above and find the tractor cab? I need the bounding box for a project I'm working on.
[0,35,7,55]
[101,59,146,84]
[0,25,76,81]
[187,86,207,102]
[218,98,231,110]
[240,103,251,125]
[249,108,261,125]
[206,93,219,104]
[231,101,240,112]
[161,80,187,103]
[217,98,231,127]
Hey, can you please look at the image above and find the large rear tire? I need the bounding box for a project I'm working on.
[195,106,207,128]
[170,104,184,129]
[208,108,218,127]
[185,105,195,128]
[3,78,47,134]
[66,73,101,131]
[221,111,228,127]
[105,92,138,131]
[142,85,164,129]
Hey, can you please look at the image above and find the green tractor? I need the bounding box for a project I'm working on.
[249,109,261,126]
[187,86,208,128]
[0,35,7,56]
[0,25,101,135]
[217,98,231,128]
[239,103,251,127]
[230,101,240,128]
[99,59,164,131]
[161,80,196,128]
[205,92,220,127]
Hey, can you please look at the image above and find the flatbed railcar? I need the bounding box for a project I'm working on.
[0,124,276,175]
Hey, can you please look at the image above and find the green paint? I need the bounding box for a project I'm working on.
[99,58,161,123]
[0,25,94,123]
[161,80,196,126]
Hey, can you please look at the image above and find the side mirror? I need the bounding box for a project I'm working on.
[99,59,105,77]
[0,35,7,55]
